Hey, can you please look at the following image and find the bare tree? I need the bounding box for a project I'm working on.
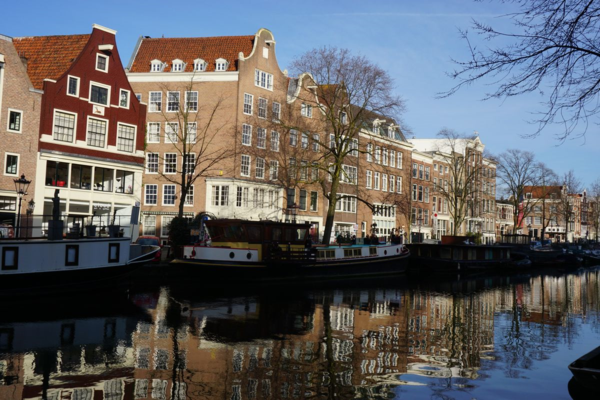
[443,0,600,140]
[431,129,485,236]
[150,78,234,218]
[495,149,539,229]
[525,162,559,241]
[290,47,405,244]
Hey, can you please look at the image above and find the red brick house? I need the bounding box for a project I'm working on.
[13,24,146,236]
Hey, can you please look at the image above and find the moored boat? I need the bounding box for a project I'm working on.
[0,236,160,297]
[170,219,410,282]
[569,346,600,393]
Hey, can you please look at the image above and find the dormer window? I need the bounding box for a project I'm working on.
[215,58,228,71]
[194,58,207,72]
[171,59,185,72]
[150,59,164,72]
[388,126,394,138]
[96,54,109,72]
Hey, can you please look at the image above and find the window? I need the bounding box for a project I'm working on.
[425,187,430,203]
[299,190,307,211]
[163,185,176,205]
[419,165,424,179]
[390,150,396,168]
[301,103,312,117]
[254,69,273,90]
[335,195,357,213]
[185,91,198,112]
[350,139,359,157]
[7,110,22,133]
[194,58,207,71]
[374,172,380,190]
[87,118,107,148]
[418,185,423,201]
[367,144,373,162]
[236,187,249,208]
[183,153,195,175]
[53,111,75,142]
[143,215,156,236]
[90,83,109,106]
[375,146,381,164]
[390,175,395,192]
[272,102,281,120]
[146,153,158,173]
[242,124,252,146]
[96,54,108,72]
[167,91,180,112]
[341,165,357,184]
[243,93,253,115]
[269,160,278,180]
[271,131,279,151]
[412,163,418,178]
[165,123,179,143]
[340,112,348,124]
[257,128,266,148]
[115,169,134,194]
[67,76,79,97]
[366,170,372,189]
[310,191,318,212]
[311,162,319,181]
[258,98,267,118]
[329,133,336,149]
[290,130,298,147]
[241,155,250,176]
[425,166,430,181]
[397,176,402,193]
[119,89,130,108]
[4,154,18,176]
[301,132,309,149]
[212,185,229,206]
[312,134,320,152]
[164,153,177,174]
[256,157,265,179]
[150,59,163,72]
[161,216,174,237]
[382,148,388,165]
[149,92,162,112]
[382,173,388,192]
[216,58,228,71]
[145,184,157,205]
[171,59,184,72]
[186,122,196,143]
[412,184,417,201]
[117,124,135,152]
[300,160,308,181]
[397,152,403,169]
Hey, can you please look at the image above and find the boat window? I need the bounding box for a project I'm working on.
[369,247,377,256]
[246,225,262,242]
[272,228,282,242]
[206,226,224,241]
[295,228,308,241]
[224,225,245,241]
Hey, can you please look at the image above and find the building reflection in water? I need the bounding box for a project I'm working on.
[1,269,600,399]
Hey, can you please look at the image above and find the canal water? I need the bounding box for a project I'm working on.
[1,267,600,399]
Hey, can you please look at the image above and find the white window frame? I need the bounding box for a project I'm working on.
[271,131,279,152]
[272,102,281,121]
[258,98,267,119]
[4,153,19,177]
[86,116,108,148]
[254,69,273,90]
[164,153,177,174]
[165,122,179,143]
[367,143,373,162]
[184,185,194,206]
[269,160,278,180]
[167,91,180,112]
[146,153,159,174]
[185,91,198,112]
[312,134,320,152]
[143,215,156,236]
[194,58,207,72]
[161,216,174,237]
[162,184,177,206]
[290,130,298,147]
[243,93,253,115]
[150,59,164,72]
[96,53,109,73]
[366,170,372,189]
[144,184,158,205]
[119,89,130,109]
[242,124,252,146]
[256,157,265,179]
[183,153,196,175]
[215,58,228,71]
[52,109,77,143]
[7,109,23,133]
[374,172,380,190]
[301,132,309,149]
[149,91,162,112]
[171,59,185,72]
[186,122,197,144]
[147,122,160,143]
[301,103,312,118]
[257,127,266,149]
[89,81,111,107]
[397,176,402,193]
[67,75,80,97]
[241,155,251,177]
[116,122,136,153]
[382,173,388,192]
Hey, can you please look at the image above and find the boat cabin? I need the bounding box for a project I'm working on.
[204,220,310,246]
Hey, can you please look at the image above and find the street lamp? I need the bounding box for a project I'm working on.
[13,174,31,239]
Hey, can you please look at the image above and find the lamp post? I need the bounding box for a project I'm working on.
[13,174,31,239]
[26,199,35,240]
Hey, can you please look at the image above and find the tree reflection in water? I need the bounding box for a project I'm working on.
[1,269,600,399]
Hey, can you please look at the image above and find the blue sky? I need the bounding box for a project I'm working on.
[4,0,598,191]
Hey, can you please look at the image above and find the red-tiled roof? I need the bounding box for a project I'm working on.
[523,185,563,198]
[128,35,255,73]
[12,34,90,90]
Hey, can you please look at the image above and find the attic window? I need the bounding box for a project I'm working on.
[526,193,532,199]
[96,54,109,73]
[215,58,228,71]
[172,59,185,72]
[388,126,394,138]
[150,59,164,72]
[194,58,207,72]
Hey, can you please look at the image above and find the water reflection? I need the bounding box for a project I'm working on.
[1,268,600,399]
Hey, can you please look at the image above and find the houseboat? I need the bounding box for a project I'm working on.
[0,235,159,297]
[171,219,410,282]
[407,236,514,275]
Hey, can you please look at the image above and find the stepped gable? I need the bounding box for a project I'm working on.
[129,35,255,73]
[12,34,90,91]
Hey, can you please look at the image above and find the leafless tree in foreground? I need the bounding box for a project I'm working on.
[442,0,600,141]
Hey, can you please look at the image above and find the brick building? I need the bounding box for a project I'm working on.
[0,34,42,234]
[13,24,147,237]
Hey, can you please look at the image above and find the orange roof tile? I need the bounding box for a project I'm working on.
[12,34,91,90]
[129,35,255,73]
[523,185,563,198]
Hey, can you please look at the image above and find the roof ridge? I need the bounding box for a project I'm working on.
[13,33,90,40]
[143,34,254,41]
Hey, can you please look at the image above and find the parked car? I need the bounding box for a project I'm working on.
[135,236,162,262]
